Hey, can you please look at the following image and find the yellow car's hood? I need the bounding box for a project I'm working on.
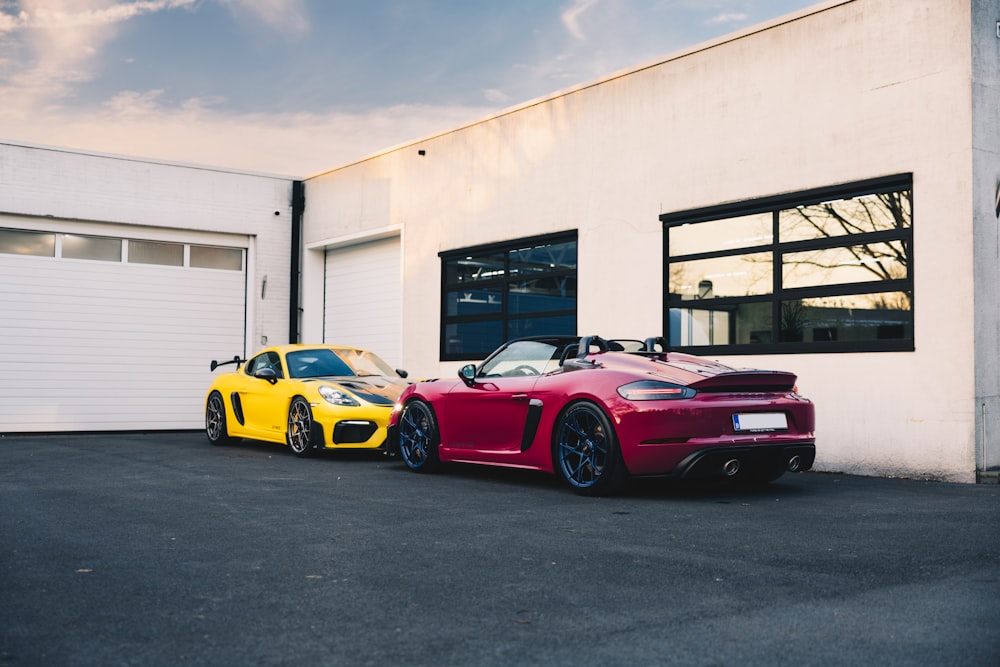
[301,375,407,406]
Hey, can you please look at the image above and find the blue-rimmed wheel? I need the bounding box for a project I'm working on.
[398,400,440,472]
[205,391,236,446]
[554,401,627,496]
[287,396,316,457]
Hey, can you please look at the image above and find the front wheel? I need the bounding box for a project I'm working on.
[397,400,440,472]
[205,392,236,446]
[553,401,628,496]
[287,396,317,457]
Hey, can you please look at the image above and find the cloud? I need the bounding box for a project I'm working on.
[3,0,196,31]
[0,0,198,118]
[561,0,600,40]
[0,90,495,177]
[218,0,310,37]
[482,88,510,104]
[706,12,749,25]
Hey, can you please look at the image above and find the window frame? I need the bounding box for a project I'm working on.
[661,174,914,355]
[439,230,578,362]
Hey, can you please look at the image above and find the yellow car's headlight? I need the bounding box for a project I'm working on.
[319,385,360,406]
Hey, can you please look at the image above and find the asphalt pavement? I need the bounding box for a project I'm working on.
[1,432,998,666]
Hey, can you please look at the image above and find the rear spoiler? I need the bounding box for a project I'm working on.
[689,370,798,393]
[210,356,245,371]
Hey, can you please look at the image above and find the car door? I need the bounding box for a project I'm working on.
[439,375,541,456]
[238,352,289,441]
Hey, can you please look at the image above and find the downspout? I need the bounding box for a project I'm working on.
[289,180,305,344]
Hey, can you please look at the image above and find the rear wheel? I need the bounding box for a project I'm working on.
[287,396,316,457]
[398,400,440,472]
[553,401,628,496]
[205,392,236,446]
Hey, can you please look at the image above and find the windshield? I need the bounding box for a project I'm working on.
[285,348,396,379]
[335,348,397,376]
[479,340,562,377]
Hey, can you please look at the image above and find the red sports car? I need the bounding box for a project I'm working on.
[388,336,815,495]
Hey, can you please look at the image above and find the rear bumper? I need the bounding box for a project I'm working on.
[670,443,815,481]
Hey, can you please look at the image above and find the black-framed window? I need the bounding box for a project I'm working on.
[661,174,913,355]
[440,231,578,361]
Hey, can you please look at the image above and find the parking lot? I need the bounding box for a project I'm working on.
[2,432,999,666]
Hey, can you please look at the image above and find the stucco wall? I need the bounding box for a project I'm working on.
[303,0,979,481]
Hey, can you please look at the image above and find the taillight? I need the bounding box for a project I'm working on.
[617,380,696,401]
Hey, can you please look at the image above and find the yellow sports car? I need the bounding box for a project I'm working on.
[205,344,409,456]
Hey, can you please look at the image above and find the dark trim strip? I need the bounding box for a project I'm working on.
[289,180,305,343]
[521,399,544,451]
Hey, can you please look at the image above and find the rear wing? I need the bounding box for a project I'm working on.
[689,370,798,393]
[210,356,245,372]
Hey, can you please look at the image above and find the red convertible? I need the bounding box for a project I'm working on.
[388,336,815,495]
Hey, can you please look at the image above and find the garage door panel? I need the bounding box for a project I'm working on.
[0,243,246,432]
[324,237,401,368]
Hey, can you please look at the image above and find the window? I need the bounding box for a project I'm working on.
[661,174,913,354]
[0,229,55,257]
[440,231,577,360]
[245,351,284,379]
[129,240,183,266]
[191,245,243,270]
[61,234,122,261]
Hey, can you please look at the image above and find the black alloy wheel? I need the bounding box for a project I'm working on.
[553,401,628,496]
[397,400,441,472]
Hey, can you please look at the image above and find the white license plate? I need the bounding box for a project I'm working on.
[732,412,787,432]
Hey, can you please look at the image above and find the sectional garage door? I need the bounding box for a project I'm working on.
[323,236,402,368]
[0,226,247,432]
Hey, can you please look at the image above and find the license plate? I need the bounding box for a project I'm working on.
[732,412,787,432]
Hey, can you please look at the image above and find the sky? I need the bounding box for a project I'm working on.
[0,0,819,178]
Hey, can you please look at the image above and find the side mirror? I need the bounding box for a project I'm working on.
[396,368,409,379]
[459,364,477,387]
[254,367,278,385]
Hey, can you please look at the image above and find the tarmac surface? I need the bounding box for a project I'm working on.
[1,431,999,666]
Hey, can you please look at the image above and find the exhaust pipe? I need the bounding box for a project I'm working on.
[787,455,802,472]
[723,459,741,476]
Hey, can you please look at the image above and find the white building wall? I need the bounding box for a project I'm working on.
[0,142,294,354]
[972,0,1000,474]
[302,0,981,481]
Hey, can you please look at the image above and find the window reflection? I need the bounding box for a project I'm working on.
[779,191,911,242]
[669,252,772,299]
[780,292,912,343]
[508,276,577,314]
[669,212,772,257]
[782,241,908,289]
[446,289,503,316]
[509,241,576,275]
[441,233,577,360]
[446,252,506,283]
[662,176,913,352]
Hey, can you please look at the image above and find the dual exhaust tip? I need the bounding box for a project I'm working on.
[722,454,802,477]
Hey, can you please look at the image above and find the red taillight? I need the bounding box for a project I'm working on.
[617,381,696,401]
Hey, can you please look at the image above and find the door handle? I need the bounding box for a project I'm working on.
[512,394,529,402]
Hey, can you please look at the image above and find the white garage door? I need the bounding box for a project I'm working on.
[0,228,247,432]
[323,236,402,367]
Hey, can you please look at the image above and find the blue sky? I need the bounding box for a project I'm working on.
[0,0,818,177]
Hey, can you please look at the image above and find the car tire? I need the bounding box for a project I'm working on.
[287,396,317,457]
[553,401,628,496]
[205,391,237,446]
[397,400,441,473]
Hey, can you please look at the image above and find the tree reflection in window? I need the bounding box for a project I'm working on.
[663,175,913,353]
